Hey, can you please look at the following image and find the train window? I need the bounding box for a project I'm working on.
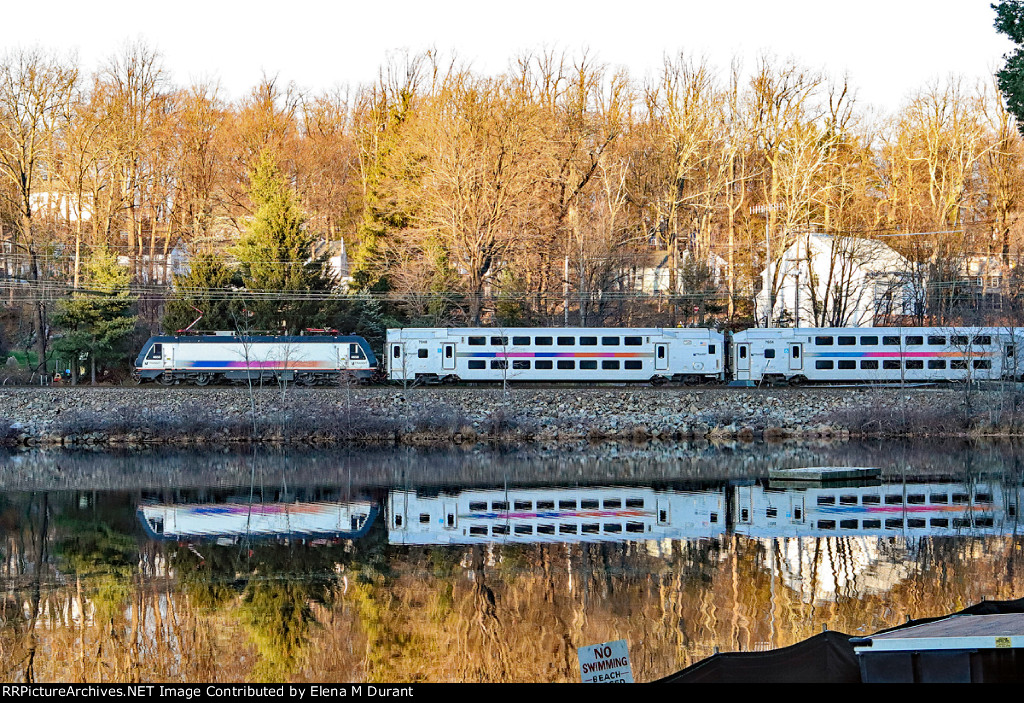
[537,524,555,534]
[419,513,430,524]
[885,495,902,504]
[766,507,777,518]
[537,500,555,510]
[838,336,855,345]
[860,336,878,345]
[976,517,995,528]
[624,336,643,346]
[580,336,597,346]
[445,346,453,359]
[976,493,993,503]
[862,495,880,504]
[792,346,799,358]
[817,520,836,530]
[626,498,644,508]
[535,360,553,369]
[883,360,901,369]
[657,346,666,359]
[626,522,645,533]
[931,518,949,527]
[146,344,162,360]
[907,494,926,504]
[838,360,855,370]
[394,515,402,527]
[604,523,622,533]
[603,499,621,508]
[514,500,532,510]
[883,336,900,345]
[907,519,926,528]
[468,360,486,369]
[709,344,716,354]
[557,360,575,370]
[928,360,947,369]
[602,336,620,346]
[953,518,971,528]
[469,526,488,536]
[490,360,508,370]
[840,495,858,505]
[974,335,992,345]
[513,360,531,370]
[815,336,834,345]
[580,360,597,370]
[974,360,992,369]
[490,336,508,346]
[624,360,643,370]
[905,336,923,345]
[710,512,719,523]
[535,336,553,346]
[559,500,577,509]
[840,519,858,529]
[350,344,366,360]
[905,360,924,370]
[928,336,946,345]
[392,345,402,359]
[815,360,834,370]
[559,524,578,534]
[952,493,969,504]
[557,336,575,346]
[582,523,600,534]
[929,494,948,504]
[817,496,835,505]
[514,525,533,535]
[512,336,530,345]
[418,349,428,358]
[492,501,509,510]
[469,502,487,511]
[739,347,747,359]
[580,499,599,509]
[885,519,904,529]
[764,349,776,359]
[863,519,881,529]
[493,525,509,535]
[951,335,969,345]
[468,337,486,345]
[861,360,879,369]
[951,360,968,369]
[602,360,620,370]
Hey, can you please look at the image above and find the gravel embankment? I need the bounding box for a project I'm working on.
[0,384,1010,446]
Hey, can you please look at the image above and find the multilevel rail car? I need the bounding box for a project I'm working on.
[387,486,726,545]
[385,327,725,385]
[732,326,1022,385]
[133,333,377,385]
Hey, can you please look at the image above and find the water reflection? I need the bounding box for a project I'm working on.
[3,442,1024,682]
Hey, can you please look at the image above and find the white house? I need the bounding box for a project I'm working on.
[755,233,921,328]
[630,249,729,295]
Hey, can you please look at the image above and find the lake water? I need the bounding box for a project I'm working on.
[2,439,1023,682]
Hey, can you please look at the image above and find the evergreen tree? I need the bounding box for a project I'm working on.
[162,252,244,333]
[232,149,334,334]
[994,1,1024,129]
[52,248,138,384]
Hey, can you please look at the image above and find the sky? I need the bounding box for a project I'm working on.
[2,0,1015,112]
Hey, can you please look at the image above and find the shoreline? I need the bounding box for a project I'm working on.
[0,385,1021,447]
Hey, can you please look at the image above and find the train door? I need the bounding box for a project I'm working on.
[1005,342,1017,379]
[443,501,457,530]
[390,343,403,379]
[163,346,174,370]
[736,344,750,375]
[790,494,805,523]
[789,343,803,371]
[656,497,671,526]
[655,343,668,371]
[442,343,456,371]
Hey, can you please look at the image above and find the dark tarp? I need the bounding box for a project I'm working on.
[655,630,861,683]
[868,595,1024,637]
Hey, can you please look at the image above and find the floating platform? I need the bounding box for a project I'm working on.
[767,466,881,482]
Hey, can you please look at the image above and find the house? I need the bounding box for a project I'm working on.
[755,233,921,328]
[629,249,729,295]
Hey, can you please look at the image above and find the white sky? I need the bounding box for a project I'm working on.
[3,0,1015,112]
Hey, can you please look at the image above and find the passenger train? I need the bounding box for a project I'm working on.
[133,324,1024,386]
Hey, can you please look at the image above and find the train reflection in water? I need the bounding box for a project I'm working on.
[387,477,1023,545]
[138,495,379,544]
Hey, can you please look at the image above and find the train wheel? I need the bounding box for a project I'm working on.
[130,370,142,385]
[158,373,176,386]
[649,375,667,387]
[683,375,701,386]
[441,374,460,385]
[194,373,212,386]
[788,375,807,386]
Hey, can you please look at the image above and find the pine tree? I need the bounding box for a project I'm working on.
[994,1,1024,130]
[232,149,334,334]
[162,252,244,333]
[52,248,138,384]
